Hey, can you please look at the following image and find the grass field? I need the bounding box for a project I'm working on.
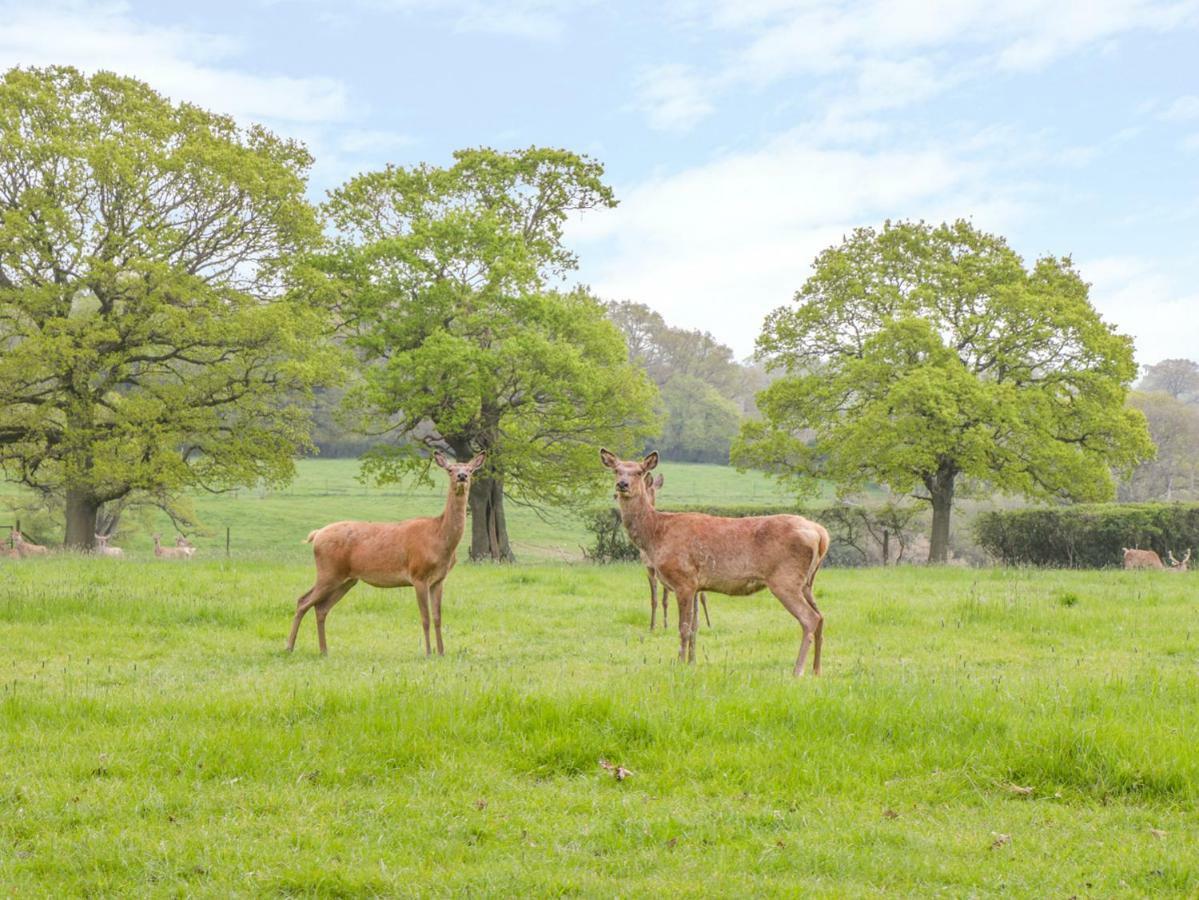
[2,556,1197,896]
[4,459,801,562]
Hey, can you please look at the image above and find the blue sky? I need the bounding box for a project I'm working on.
[2,0,1197,363]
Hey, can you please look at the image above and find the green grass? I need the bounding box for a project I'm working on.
[3,459,800,562]
[2,559,1198,896]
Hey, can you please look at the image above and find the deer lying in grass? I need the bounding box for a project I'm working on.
[1123,548,1164,569]
[643,473,709,631]
[1168,549,1191,571]
[602,449,829,676]
[11,529,48,558]
[153,534,193,559]
[287,451,485,656]
[94,533,124,558]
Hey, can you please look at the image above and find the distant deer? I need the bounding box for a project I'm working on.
[643,472,709,631]
[287,451,485,656]
[1168,549,1191,571]
[602,449,829,676]
[11,529,48,558]
[1123,548,1164,569]
[94,533,125,558]
[153,534,193,560]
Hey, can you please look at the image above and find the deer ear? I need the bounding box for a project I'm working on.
[643,472,654,487]
[641,451,659,471]
[468,452,486,472]
[654,474,664,489]
[599,448,618,469]
[433,451,450,470]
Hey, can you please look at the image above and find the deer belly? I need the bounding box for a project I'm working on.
[360,572,413,589]
[704,578,767,597]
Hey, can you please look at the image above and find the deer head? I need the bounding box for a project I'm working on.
[434,450,486,496]
[1168,549,1191,571]
[600,449,659,501]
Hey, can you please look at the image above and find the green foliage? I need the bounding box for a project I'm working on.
[975,502,1199,567]
[320,148,658,555]
[0,66,339,543]
[4,560,1199,895]
[658,373,742,463]
[1121,391,1199,500]
[582,507,642,562]
[736,219,1153,561]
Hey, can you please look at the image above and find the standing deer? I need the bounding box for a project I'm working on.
[286,451,485,656]
[1168,549,1191,571]
[94,533,125,558]
[11,529,49,558]
[643,472,710,631]
[153,534,193,559]
[602,449,829,676]
[1122,548,1165,569]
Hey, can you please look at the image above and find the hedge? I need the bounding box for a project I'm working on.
[974,502,1199,568]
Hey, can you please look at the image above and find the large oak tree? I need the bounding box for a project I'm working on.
[735,220,1153,562]
[0,67,338,548]
[322,147,657,560]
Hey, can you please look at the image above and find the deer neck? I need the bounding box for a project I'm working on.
[439,482,470,546]
[618,490,660,554]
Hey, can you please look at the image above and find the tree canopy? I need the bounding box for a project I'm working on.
[0,66,338,547]
[322,147,658,560]
[734,219,1153,562]
[1121,390,1199,501]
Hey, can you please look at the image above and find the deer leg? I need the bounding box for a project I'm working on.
[675,589,696,663]
[414,582,432,657]
[770,573,823,677]
[647,568,658,630]
[688,594,699,662]
[662,585,670,629]
[700,592,711,628]
[315,579,357,657]
[430,579,446,656]
[804,586,823,676]
[287,582,333,652]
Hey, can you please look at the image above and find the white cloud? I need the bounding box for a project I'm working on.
[571,130,1025,356]
[0,1,351,125]
[1161,95,1199,120]
[1083,256,1199,363]
[634,64,716,132]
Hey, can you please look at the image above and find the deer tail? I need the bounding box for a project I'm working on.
[304,529,319,544]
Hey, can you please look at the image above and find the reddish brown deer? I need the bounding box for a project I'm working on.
[1168,549,1191,571]
[1123,547,1165,569]
[11,529,48,558]
[602,449,829,676]
[643,472,710,631]
[286,451,485,656]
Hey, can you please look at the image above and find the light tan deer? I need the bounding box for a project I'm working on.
[602,449,830,676]
[643,472,709,631]
[94,533,125,558]
[1122,547,1165,569]
[1168,549,1191,571]
[286,451,485,656]
[153,534,193,560]
[11,529,49,558]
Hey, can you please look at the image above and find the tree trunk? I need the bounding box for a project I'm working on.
[468,475,515,562]
[64,490,100,551]
[881,529,891,566]
[926,463,957,564]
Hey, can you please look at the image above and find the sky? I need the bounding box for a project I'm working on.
[1,0,1197,364]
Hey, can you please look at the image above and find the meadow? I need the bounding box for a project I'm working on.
[2,551,1197,896]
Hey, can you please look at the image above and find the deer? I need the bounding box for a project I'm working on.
[643,472,710,631]
[602,449,830,676]
[153,534,193,559]
[11,529,49,558]
[94,533,125,558]
[1168,549,1191,572]
[286,451,485,656]
[1122,548,1165,569]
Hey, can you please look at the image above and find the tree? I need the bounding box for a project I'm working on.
[1140,358,1199,403]
[322,148,658,560]
[659,373,741,463]
[1121,391,1199,500]
[734,220,1153,562]
[0,66,338,548]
